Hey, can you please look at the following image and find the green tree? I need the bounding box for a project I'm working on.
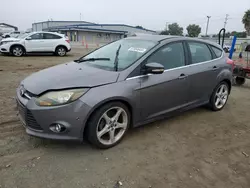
[186,24,201,37]
[168,23,183,36]
[160,30,169,35]
[242,9,250,36]
[231,31,247,38]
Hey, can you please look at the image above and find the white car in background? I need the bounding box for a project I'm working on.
[0,32,71,57]
[2,31,22,38]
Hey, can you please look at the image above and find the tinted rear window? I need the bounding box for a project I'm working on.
[43,33,62,39]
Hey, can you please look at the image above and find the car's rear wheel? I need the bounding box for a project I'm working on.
[209,82,229,111]
[86,102,130,149]
[55,46,67,56]
[11,46,24,57]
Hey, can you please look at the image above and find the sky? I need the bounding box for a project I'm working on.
[0,0,249,34]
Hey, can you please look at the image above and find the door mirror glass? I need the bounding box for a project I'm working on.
[25,37,32,40]
[144,62,164,74]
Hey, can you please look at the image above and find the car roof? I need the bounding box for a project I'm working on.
[126,35,222,48]
[126,35,181,42]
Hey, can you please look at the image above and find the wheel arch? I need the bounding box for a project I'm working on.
[55,45,68,52]
[216,69,232,94]
[221,79,232,94]
[10,44,26,53]
[82,97,134,136]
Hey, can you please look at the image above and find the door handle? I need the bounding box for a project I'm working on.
[178,73,187,79]
[212,66,218,71]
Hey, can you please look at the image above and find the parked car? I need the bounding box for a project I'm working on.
[2,31,22,38]
[16,36,232,148]
[0,31,71,56]
[223,45,236,53]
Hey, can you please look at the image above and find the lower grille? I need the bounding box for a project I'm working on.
[17,100,43,131]
[26,110,43,130]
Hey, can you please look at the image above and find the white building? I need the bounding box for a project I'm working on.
[32,21,157,46]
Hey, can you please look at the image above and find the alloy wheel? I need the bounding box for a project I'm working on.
[214,84,228,109]
[12,47,23,57]
[96,107,128,146]
[57,48,66,56]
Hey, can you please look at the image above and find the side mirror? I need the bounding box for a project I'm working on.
[26,37,32,40]
[143,62,165,74]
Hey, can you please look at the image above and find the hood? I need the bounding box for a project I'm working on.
[22,62,119,95]
[1,37,20,42]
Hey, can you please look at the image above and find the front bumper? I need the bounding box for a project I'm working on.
[0,43,10,53]
[16,88,92,141]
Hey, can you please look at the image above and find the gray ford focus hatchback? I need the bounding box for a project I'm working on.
[16,35,232,148]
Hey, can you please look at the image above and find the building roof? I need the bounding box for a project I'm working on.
[32,20,95,25]
[46,23,156,33]
[0,23,18,31]
[50,27,127,34]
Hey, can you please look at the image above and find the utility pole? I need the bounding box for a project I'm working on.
[205,16,211,36]
[224,14,229,29]
[80,13,82,21]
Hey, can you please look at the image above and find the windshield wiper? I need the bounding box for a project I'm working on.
[114,44,121,71]
[74,58,110,63]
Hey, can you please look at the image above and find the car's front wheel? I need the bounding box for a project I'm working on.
[209,82,229,111]
[86,102,130,149]
[55,46,67,56]
[11,46,24,57]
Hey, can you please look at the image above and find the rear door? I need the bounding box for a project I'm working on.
[185,41,221,104]
[24,33,44,52]
[138,41,190,120]
[43,33,62,52]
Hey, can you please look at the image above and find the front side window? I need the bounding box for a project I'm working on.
[146,42,185,70]
[30,33,43,40]
[83,39,157,71]
[188,42,212,64]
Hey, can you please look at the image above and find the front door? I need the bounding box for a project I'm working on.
[138,42,190,121]
[25,33,45,52]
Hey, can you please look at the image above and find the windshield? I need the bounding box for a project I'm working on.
[82,39,157,71]
[16,33,30,39]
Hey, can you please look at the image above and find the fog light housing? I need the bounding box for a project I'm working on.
[50,123,66,133]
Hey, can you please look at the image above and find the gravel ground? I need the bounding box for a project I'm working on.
[0,49,250,188]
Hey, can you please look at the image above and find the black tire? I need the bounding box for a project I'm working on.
[209,82,229,111]
[11,45,24,57]
[235,77,245,86]
[55,46,67,56]
[86,102,131,149]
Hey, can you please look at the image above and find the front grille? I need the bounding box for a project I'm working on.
[17,100,43,131]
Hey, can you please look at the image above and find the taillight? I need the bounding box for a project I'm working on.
[66,39,70,43]
[226,57,234,71]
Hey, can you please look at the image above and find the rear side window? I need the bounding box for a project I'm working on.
[43,33,62,39]
[187,42,212,64]
[147,42,185,70]
[211,46,223,58]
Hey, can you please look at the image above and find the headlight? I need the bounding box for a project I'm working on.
[1,41,14,44]
[36,88,89,106]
